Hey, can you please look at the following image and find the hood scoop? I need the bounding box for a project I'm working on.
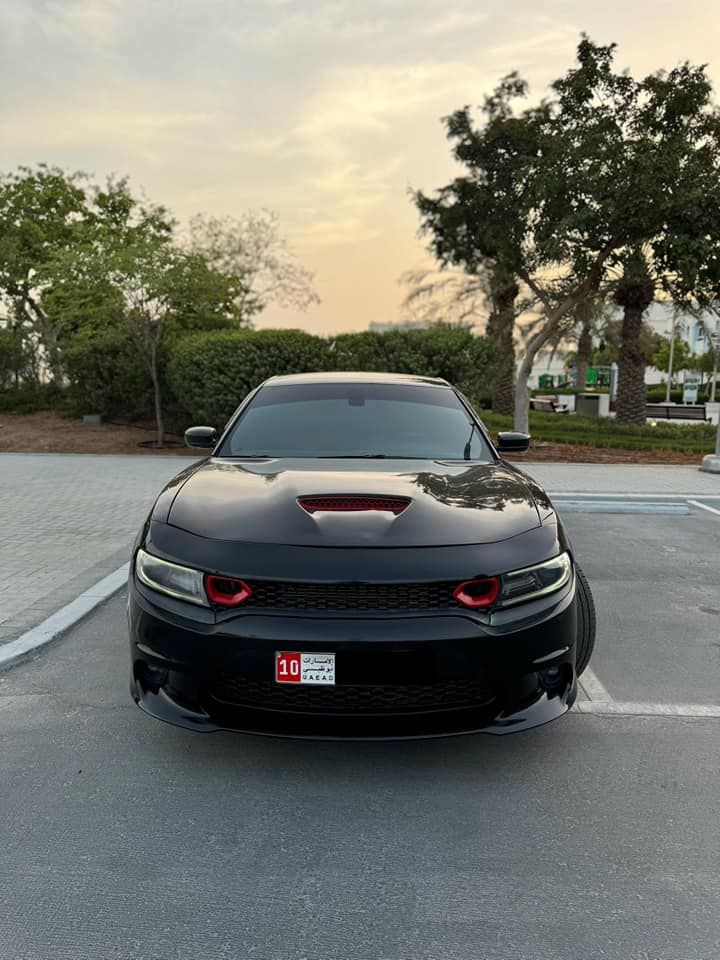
[297,494,411,515]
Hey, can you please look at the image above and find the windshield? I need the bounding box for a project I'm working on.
[218,382,493,460]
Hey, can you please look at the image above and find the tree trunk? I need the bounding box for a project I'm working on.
[23,293,64,384]
[514,316,566,434]
[486,278,518,415]
[615,304,648,424]
[149,342,164,447]
[576,322,593,391]
[614,250,654,425]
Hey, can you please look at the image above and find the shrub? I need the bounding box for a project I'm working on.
[167,329,331,427]
[63,330,154,420]
[646,384,718,404]
[476,408,716,453]
[330,327,497,400]
[0,382,67,413]
[0,327,36,388]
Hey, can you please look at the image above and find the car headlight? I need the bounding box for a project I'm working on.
[135,548,208,606]
[498,551,572,606]
[453,552,572,610]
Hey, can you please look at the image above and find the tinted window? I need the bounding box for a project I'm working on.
[218,382,492,460]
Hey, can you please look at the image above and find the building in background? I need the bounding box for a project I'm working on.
[644,303,719,385]
[368,319,433,333]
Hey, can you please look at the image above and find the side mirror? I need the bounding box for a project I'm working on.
[184,426,218,450]
[496,431,531,454]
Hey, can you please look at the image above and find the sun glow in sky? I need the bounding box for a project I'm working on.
[2,0,718,333]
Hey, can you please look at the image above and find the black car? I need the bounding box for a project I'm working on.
[129,372,595,738]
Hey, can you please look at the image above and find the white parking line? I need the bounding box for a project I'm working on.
[0,563,129,670]
[548,491,720,499]
[687,499,720,518]
[555,501,688,514]
[578,667,612,702]
[575,701,720,719]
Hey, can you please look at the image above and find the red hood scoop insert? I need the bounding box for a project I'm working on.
[298,495,411,515]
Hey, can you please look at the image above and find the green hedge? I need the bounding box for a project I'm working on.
[167,329,331,426]
[646,384,717,404]
[477,408,716,453]
[330,327,496,401]
[167,326,499,427]
[0,382,67,413]
[63,330,154,420]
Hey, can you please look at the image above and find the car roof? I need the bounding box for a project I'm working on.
[262,371,451,388]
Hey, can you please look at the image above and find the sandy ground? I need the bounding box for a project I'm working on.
[0,410,705,464]
[0,411,192,456]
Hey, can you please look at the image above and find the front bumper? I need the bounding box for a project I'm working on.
[128,575,578,739]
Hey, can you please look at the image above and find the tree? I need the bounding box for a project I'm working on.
[0,166,175,382]
[188,210,319,326]
[0,165,89,380]
[414,64,618,433]
[413,38,720,432]
[559,295,610,389]
[485,267,520,414]
[651,334,694,376]
[613,250,657,419]
[401,266,485,328]
[62,238,238,444]
[401,264,519,413]
[0,325,36,388]
[697,309,720,400]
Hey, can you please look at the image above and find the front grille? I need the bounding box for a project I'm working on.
[245,580,459,612]
[209,676,495,715]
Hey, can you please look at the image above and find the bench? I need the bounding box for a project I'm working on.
[645,403,710,421]
[530,395,570,414]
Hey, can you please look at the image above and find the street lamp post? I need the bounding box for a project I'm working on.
[666,318,678,403]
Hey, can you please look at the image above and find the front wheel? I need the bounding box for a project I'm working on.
[574,565,597,676]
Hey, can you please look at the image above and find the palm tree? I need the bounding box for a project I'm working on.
[401,265,521,415]
[485,267,519,415]
[614,249,655,423]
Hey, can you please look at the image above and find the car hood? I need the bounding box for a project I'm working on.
[162,458,545,547]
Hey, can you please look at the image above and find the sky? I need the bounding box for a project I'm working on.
[1,0,719,334]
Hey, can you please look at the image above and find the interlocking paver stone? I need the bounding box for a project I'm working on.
[0,453,192,641]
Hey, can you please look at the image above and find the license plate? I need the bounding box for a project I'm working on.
[275,651,336,685]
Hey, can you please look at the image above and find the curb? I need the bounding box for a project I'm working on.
[0,563,129,671]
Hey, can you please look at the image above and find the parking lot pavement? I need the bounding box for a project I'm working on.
[522,461,720,496]
[0,453,191,643]
[563,510,720,706]
[1,591,719,960]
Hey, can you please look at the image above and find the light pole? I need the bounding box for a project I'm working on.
[666,317,677,403]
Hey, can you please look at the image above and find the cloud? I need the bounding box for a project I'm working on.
[41,0,123,45]
[418,9,491,36]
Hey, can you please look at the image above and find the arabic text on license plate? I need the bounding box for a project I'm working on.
[275,651,336,685]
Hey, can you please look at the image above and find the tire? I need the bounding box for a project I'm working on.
[574,564,597,676]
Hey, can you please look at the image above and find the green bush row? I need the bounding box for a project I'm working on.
[1,326,499,425]
[645,384,718,404]
[0,382,67,413]
[166,326,498,428]
[477,409,716,453]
